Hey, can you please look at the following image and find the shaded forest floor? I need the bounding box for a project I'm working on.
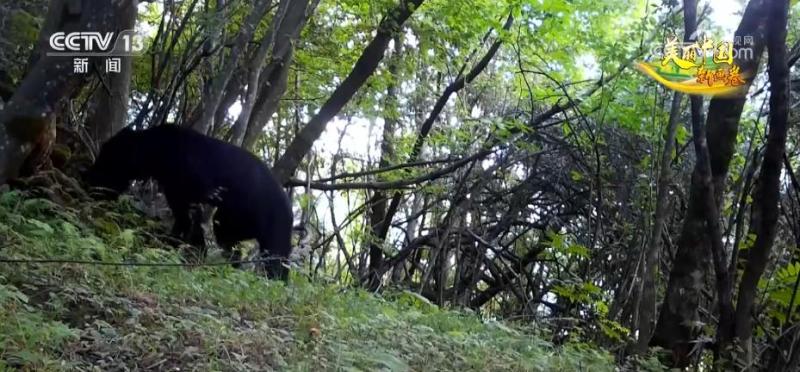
[0,176,622,371]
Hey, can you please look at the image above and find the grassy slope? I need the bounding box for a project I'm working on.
[0,189,619,371]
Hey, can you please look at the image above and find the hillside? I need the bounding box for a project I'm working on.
[0,181,630,371]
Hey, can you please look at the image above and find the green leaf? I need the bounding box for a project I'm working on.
[566,243,590,258]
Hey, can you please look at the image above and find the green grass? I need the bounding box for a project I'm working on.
[0,189,619,371]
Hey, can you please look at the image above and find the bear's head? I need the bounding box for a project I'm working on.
[84,127,145,197]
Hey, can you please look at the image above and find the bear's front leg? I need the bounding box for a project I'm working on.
[164,191,193,241]
[166,199,209,263]
[170,205,191,239]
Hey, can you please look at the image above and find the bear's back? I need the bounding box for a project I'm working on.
[138,125,287,210]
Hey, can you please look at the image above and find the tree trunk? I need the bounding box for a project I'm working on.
[86,0,139,144]
[0,0,119,183]
[651,0,767,366]
[734,0,790,365]
[272,0,426,182]
[211,71,245,137]
[683,2,736,363]
[236,0,317,148]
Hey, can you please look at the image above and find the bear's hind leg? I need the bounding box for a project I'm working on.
[165,193,208,262]
[212,213,244,269]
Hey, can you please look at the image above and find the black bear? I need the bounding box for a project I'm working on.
[84,125,293,280]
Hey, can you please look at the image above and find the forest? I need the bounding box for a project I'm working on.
[0,0,798,370]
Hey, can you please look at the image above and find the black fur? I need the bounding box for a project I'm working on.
[85,125,293,280]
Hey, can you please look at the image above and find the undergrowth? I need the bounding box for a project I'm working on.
[0,189,635,371]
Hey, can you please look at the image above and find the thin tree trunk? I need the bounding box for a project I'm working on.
[229,0,287,145]
[192,0,272,134]
[635,91,682,353]
[272,0,426,182]
[211,71,245,137]
[241,48,292,149]
[232,0,317,147]
[376,13,514,260]
[365,36,402,290]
